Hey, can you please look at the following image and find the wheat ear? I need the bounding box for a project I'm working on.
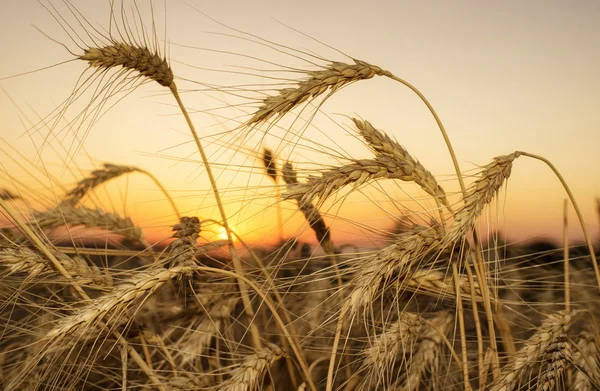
[489,311,576,391]
[345,224,442,316]
[172,291,239,366]
[397,311,454,391]
[282,161,332,250]
[220,345,284,391]
[80,42,173,87]
[0,246,111,287]
[573,329,600,391]
[536,336,572,391]
[77,37,265,354]
[0,196,164,390]
[31,206,145,244]
[247,60,386,126]
[61,163,137,206]
[446,152,521,243]
[61,163,180,219]
[360,312,423,386]
[284,156,417,208]
[166,216,201,271]
[42,266,194,348]
[352,118,449,208]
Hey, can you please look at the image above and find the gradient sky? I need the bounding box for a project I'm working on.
[0,0,598,246]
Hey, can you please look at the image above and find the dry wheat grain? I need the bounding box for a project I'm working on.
[42,265,194,349]
[167,216,201,270]
[0,246,110,286]
[80,42,173,87]
[396,311,454,391]
[573,329,600,391]
[220,345,284,391]
[446,152,521,244]
[536,336,572,391]
[361,312,423,386]
[405,269,482,300]
[62,163,138,206]
[489,311,575,391]
[345,225,442,315]
[247,60,386,126]
[284,156,414,208]
[352,118,449,207]
[31,206,144,244]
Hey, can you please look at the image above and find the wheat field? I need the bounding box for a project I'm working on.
[0,1,599,390]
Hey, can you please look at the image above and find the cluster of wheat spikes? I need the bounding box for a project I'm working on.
[1,2,599,390]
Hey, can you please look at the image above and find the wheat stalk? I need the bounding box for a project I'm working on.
[573,329,600,391]
[360,312,424,386]
[345,224,442,315]
[31,206,145,244]
[247,60,386,126]
[74,30,266,357]
[80,42,173,87]
[446,152,521,243]
[166,216,201,270]
[352,118,449,208]
[220,345,284,391]
[61,163,138,206]
[284,156,416,208]
[489,311,576,391]
[396,311,454,391]
[0,246,111,287]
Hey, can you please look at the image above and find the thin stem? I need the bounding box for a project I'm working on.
[326,306,346,391]
[138,168,181,219]
[453,261,473,391]
[464,262,485,389]
[383,71,502,377]
[519,151,600,291]
[275,184,284,241]
[169,82,263,350]
[564,199,571,312]
[383,73,466,194]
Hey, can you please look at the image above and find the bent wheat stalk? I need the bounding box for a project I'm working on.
[221,345,284,391]
[246,59,386,126]
[352,118,449,209]
[360,312,423,386]
[77,34,263,351]
[489,311,576,391]
[446,152,521,244]
[31,205,146,245]
[519,151,600,291]
[62,163,180,219]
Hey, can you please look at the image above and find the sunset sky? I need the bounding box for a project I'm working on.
[0,0,598,247]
